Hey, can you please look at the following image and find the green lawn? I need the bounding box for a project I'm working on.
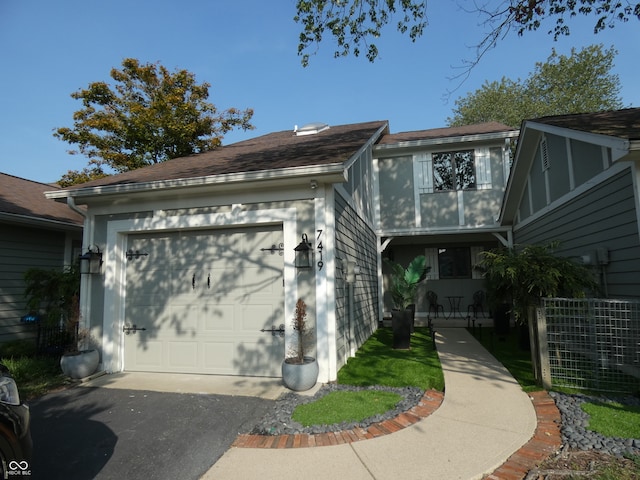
[291,327,443,426]
[337,327,444,390]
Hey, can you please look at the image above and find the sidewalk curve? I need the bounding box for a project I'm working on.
[203,328,543,480]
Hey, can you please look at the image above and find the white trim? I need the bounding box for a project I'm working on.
[457,190,465,226]
[372,158,382,235]
[524,121,630,162]
[566,138,575,191]
[317,189,336,383]
[100,207,298,373]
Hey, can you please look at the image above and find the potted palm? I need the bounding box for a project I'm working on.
[281,298,318,391]
[386,255,428,348]
[24,264,99,379]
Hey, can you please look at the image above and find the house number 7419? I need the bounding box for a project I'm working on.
[316,230,324,271]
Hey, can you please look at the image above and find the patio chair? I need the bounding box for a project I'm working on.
[426,291,444,318]
[466,290,486,318]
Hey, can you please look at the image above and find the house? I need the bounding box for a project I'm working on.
[0,173,83,343]
[373,122,519,320]
[45,121,388,384]
[500,108,640,299]
[44,108,640,384]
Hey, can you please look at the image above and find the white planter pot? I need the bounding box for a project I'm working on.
[281,356,319,392]
[60,349,100,379]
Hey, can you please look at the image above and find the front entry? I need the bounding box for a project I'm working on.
[123,225,285,376]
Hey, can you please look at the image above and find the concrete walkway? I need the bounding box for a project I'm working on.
[203,328,538,480]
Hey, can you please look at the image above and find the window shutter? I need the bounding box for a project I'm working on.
[470,246,485,279]
[475,147,492,190]
[424,247,439,280]
[415,153,433,194]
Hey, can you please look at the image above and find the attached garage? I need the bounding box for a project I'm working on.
[123,225,285,376]
[45,120,389,386]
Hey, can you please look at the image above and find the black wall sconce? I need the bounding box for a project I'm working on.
[79,245,103,275]
[294,233,313,269]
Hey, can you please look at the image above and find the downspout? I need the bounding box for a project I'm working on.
[67,196,86,219]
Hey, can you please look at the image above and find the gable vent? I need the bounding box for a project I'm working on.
[294,122,330,136]
[541,137,550,172]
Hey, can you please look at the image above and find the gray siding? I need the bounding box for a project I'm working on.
[0,224,72,343]
[514,167,640,299]
[334,193,378,371]
[378,156,415,230]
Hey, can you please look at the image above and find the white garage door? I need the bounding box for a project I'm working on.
[123,225,285,376]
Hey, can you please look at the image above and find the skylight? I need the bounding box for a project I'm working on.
[294,122,330,136]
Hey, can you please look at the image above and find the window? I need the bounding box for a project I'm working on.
[438,247,471,279]
[432,150,476,191]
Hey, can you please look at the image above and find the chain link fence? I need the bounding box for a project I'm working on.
[534,298,640,394]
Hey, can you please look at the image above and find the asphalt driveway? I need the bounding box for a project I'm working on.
[29,383,276,480]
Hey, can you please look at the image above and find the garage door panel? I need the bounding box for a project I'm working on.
[124,225,284,376]
[168,342,198,368]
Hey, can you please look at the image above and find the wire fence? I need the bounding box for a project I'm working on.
[538,298,640,393]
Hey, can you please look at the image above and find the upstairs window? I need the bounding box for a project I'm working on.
[432,150,476,191]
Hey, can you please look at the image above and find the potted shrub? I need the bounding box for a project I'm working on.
[24,264,99,379]
[281,298,318,391]
[386,255,429,349]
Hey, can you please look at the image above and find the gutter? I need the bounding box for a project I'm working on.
[45,163,347,201]
[374,130,519,152]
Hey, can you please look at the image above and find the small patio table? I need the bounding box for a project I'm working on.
[446,296,464,319]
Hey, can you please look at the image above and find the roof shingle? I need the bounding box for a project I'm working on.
[0,173,84,225]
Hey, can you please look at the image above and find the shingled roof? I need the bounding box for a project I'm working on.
[0,173,83,226]
[63,120,388,191]
[530,108,640,141]
[377,122,516,145]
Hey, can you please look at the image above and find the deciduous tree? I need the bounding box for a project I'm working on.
[447,45,623,127]
[55,58,254,186]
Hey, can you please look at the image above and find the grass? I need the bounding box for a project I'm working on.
[292,390,402,426]
[1,355,69,401]
[581,401,640,439]
[337,327,444,390]
[291,327,443,426]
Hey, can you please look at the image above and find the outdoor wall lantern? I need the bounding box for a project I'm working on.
[79,245,103,275]
[294,234,313,269]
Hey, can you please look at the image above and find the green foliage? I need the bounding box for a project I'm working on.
[1,356,69,401]
[292,390,402,426]
[385,255,428,309]
[294,0,427,66]
[293,1,638,67]
[55,58,255,186]
[0,340,36,358]
[582,401,640,439]
[448,45,623,127]
[508,0,640,39]
[477,242,597,324]
[24,264,80,326]
[337,327,444,391]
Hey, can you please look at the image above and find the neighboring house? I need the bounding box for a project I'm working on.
[500,108,640,300]
[373,123,519,320]
[46,121,387,383]
[0,173,83,343]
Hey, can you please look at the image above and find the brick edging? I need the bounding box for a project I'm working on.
[232,389,444,449]
[484,390,562,480]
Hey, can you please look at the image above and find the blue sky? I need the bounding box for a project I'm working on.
[1,0,638,183]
